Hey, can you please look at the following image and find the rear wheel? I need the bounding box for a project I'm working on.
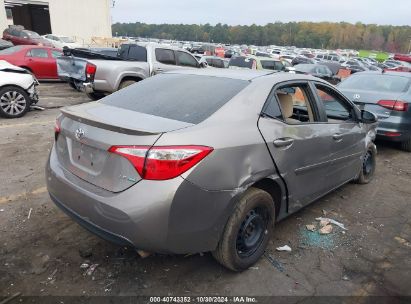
[400,139,411,152]
[355,145,376,184]
[86,92,105,101]
[212,187,275,272]
[0,86,30,118]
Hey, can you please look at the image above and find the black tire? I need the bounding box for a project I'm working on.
[86,92,105,101]
[0,86,31,118]
[69,80,83,92]
[118,80,137,90]
[400,139,411,152]
[355,145,377,184]
[68,81,78,90]
[212,187,276,272]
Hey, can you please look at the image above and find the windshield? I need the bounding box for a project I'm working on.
[229,57,255,69]
[100,74,249,124]
[339,74,411,93]
[0,46,23,55]
[60,37,75,43]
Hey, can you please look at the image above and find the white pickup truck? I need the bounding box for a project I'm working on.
[57,43,205,100]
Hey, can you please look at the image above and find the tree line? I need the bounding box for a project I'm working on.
[112,21,411,53]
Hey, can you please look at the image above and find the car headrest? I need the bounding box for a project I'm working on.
[277,94,294,118]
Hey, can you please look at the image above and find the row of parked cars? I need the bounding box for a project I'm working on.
[1,40,410,155]
[1,30,410,271]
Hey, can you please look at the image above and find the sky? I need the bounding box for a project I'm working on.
[111,0,411,26]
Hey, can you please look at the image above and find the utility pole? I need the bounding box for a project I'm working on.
[408,38,411,54]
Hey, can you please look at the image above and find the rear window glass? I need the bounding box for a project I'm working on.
[261,60,283,71]
[229,57,255,69]
[100,74,249,124]
[339,74,411,93]
[127,45,147,61]
[0,46,23,55]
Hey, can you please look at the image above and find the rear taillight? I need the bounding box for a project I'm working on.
[54,119,61,141]
[377,100,408,112]
[85,63,97,79]
[108,145,213,180]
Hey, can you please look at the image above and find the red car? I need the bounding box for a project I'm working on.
[0,46,62,80]
[3,27,53,47]
[385,66,411,73]
[394,53,411,63]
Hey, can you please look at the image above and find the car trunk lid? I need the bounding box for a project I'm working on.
[340,88,405,119]
[55,102,193,192]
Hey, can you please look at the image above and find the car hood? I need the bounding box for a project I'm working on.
[0,60,36,89]
[0,60,29,73]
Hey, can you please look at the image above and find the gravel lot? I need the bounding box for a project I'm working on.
[0,83,410,301]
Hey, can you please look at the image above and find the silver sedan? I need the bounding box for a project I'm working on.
[46,69,377,271]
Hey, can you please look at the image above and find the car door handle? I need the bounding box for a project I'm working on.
[333,134,343,141]
[273,138,294,147]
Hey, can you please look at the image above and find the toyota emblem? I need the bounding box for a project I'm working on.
[75,128,85,140]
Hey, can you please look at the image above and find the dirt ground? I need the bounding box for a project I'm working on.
[0,83,410,301]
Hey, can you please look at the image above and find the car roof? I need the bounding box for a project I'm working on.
[165,69,318,82]
[9,45,56,50]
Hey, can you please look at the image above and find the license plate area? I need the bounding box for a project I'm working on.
[69,139,108,174]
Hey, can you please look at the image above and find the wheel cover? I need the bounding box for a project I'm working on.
[363,150,374,176]
[236,207,269,258]
[0,90,27,116]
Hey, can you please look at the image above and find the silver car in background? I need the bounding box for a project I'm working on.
[46,69,377,271]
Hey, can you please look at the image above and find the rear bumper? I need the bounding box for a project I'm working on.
[46,145,236,254]
[376,119,411,142]
[50,193,135,247]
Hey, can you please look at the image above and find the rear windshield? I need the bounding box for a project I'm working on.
[0,46,23,55]
[100,74,249,124]
[339,74,411,93]
[261,60,283,71]
[229,57,254,69]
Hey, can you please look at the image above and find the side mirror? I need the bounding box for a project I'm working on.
[361,110,378,124]
[200,61,208,68]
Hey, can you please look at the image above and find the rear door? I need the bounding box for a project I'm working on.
[258,80,340,212]
[312,82,364,190]
[25,48,51,78]
[152,48,177,74]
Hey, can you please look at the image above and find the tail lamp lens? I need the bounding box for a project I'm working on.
[108,145,213,180]
[54,119,61,141]
[85,63,97,77]
[378,100,408,112]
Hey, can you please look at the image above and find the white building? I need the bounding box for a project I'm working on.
[0,0,112,44]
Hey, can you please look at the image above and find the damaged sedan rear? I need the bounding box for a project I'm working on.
[46,69,377,271]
